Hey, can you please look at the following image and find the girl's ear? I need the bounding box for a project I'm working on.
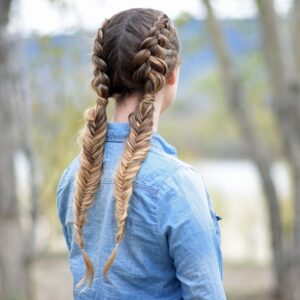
[166,65,180,86]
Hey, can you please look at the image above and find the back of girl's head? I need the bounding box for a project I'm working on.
[73,8,181,292]
[102,8,180,96]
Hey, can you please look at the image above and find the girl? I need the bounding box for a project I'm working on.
[56,7,226,300]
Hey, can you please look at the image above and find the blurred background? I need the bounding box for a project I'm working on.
[0,0,300,299]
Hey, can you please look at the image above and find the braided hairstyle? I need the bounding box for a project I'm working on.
[73,8,180,290]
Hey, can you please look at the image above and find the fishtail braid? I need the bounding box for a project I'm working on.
[73,18,110,290]
[101,13,176,278]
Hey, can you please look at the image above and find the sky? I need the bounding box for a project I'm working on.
[8,0,293,36]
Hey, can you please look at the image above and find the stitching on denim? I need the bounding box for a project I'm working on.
[150,144,178,161]
[154,164,185,235]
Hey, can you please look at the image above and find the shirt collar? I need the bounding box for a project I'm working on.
[105,121,178,157]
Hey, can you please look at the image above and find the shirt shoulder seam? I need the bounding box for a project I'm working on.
[154,164,186,234]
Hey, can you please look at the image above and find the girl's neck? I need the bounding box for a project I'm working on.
[110,93,162,133]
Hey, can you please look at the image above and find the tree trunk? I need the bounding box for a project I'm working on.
[12,33,40,268]
[0,0,31,299]
[255,1,300,298]
[292,0,300,75]
[201,1,286,298]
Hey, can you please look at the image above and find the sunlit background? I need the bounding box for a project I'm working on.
[0,0,299,299]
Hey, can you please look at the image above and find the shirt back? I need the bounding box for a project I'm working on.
[56,122,226,300]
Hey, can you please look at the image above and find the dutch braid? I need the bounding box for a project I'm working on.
[73,18,110,289]
[102,13,175,277]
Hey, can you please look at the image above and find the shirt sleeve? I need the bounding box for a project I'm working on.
[56,155,80,252]
[56,167,73,252]
[156,164,227,300]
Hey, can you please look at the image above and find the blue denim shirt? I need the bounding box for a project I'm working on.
[56,121,227,300]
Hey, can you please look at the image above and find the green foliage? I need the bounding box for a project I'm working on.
[175,68,242,158]
[32,98,84,228]
[238,52,281,157]
[280,195,293,239]
[28,34,95,234]
[175,12,194,29]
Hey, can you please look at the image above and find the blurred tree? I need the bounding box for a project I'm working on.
[255,1,300,299]
[292,0,300,73]
[201,0,300,299]
[0,0,33,299]
[201,1,284,298]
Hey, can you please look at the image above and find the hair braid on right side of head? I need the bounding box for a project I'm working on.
[73,18,111,291]
[101,13,176,278]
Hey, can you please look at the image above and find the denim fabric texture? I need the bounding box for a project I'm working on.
[56,121,227,300]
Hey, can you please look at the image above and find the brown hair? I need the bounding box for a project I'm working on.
[73,8,180,290]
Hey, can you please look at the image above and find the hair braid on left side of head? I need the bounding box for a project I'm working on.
[73,18,111,291]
